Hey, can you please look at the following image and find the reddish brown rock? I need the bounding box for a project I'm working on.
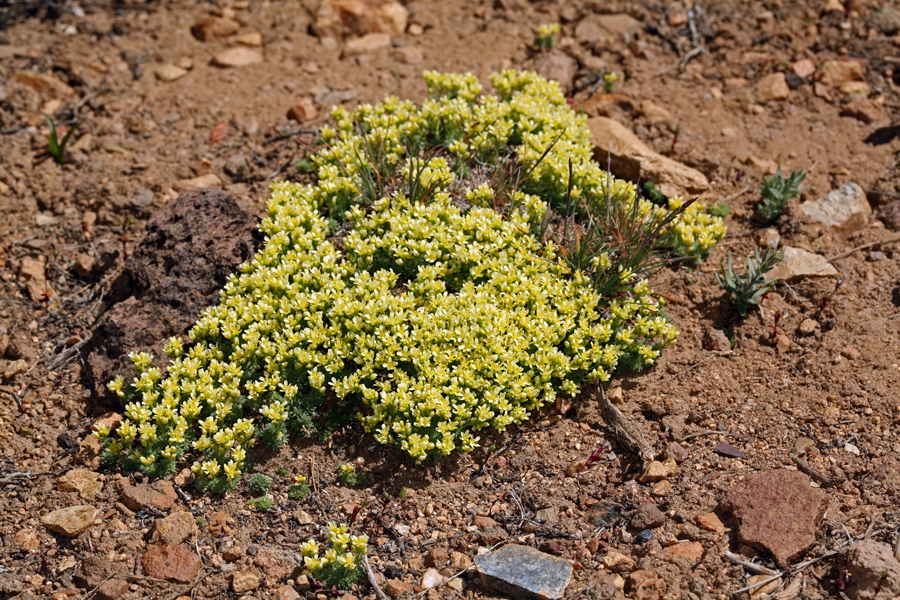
[85,188,260,394]
[96,578,128,600]
[424,547,449,568]
[252,546,295,579]
[627,570,666,600]
[75,556,124,589]
[719,469,827,567]
[312,0,409,38]
[141,544,202,582]
[662,541,704,564]
[694,513,726,534]
[288,98,318,122]
[540,538,572,556]
[149,511,198,545]
[881,200,900,231]
[631,502,666,530]
[842,98,881,124]
[385,579,411,597]
[120,484,174,512]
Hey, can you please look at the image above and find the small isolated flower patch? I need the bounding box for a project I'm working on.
[97,70,725,489]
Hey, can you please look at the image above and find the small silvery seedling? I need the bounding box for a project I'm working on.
[758,166,805,222]
[248,473,271,495]
[716,247,782,316]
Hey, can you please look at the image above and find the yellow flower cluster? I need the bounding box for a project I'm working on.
[99,70,724,477]
[301,523,368,587]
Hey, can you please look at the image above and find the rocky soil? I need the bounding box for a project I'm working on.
[2,1,900,600]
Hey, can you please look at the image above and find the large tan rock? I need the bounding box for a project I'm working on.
[757,73,790,102]
[800,182,871,232]
[41,505,100,537]
[587,117,709,198]
[575,14,642,44]
[819,60,864,86]
[343,32,391,56]
[765,247,839,282]
[313,0,408,38]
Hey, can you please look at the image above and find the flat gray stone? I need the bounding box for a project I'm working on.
[475,544,572,600]
[800,181,871,232]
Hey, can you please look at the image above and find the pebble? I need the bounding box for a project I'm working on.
[41,505,100,537]
[57,469,104,501]
[764,247,839,283]
[841,98,881,124]
[235,32,263,47]
[633,529,653,544]
[15,528,41,553]
[212,48,263,68]
[141,544,202,582]
[288,98,317,122]
[73,254,95,277]
[155,64,188,82]
[627,570,666,600]
[639,459,677,482]
[385,579,411,597]
[421,568,443,589]
[841,346,860,360]
[603,551,634,572]
[232,570,260,593]
[819,60,864,86]
[149,511,198,545]
[344,33,391,56]
[631,502,666,530]
[178,173,223,190]
[792,59,816,79]
[757,73,790,102]
[694,513,726,534]
[191,16,241,42]
[792,437,816,455]
[662,541,704,564]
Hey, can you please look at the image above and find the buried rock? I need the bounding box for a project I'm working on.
[85,188,260,392]
[475,544,572,600]
[718,469,827,568]
[840,540,900,600]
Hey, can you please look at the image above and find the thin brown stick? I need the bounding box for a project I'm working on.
[790,454,841,487]
[826,234,900,262]
[723,551,780,576]
[162,570,212,600]
[363,555,391,600]
[594,384,654,462]
[718,185,751,205]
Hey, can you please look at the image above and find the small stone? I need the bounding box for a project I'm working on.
[211,47,263,68]
[178,173,223,191]
[149,511,198,545]
[663,442,689,463]
[288,98,318,122]
[57,469,103,501]
[191,16,240,42]
[840,346,860,360]
[823,0,844,12]
[607,387,624,404]
[765,247,839,283]
[141,544,202,582]
[15,528,40,553]
[425,547,449,569]
[719,469,828,567]
[14,70,74,98]
[385,579,411,597]
[694,513,725,533]
[3,358,29,380]
[627,570,666,600]
[633,530,653,544]
[792,437,816,455]
[640,100,673,124]
[224,154,249,180]
[540,539,571,556]
[667,11,688,26]
[235,32,263,47]
[74,556,123,589]
[222,544,244,563]
[841,98,881,124]
[757,73,790,102]
[631,502,666,530]
[844,442,861,455]
[792,59,816,79]
[746,155,778,175]
[155,65,188,82]
[841,540,900,600]
[274,585,301,600]
[797,319,818,337]
[814,81,832,101]
[120,484,173,512]
[662,541,704,564]
[73,254,95,277]
[535,506,560,524]
[396,45,423,64]
[714,442,745,458]
[603,551,634,572]
[869,251,886,261]
[841,80,871,96]
[344,33,391,56]
[870,6,900,35]
[744,575,783,600]
[449,551,472,570]
[96,578,128,600]
[702,329,731,352]
[475,544,572,600]
[819,60,864,86]
[231,571,260,594]
[41,505,100,537]
[527,50,577,92]
[174,469,195,488]
[881,200,900,231]
[757,227,781,249]
[638,459,675,483]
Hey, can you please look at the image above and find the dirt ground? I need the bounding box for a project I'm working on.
[1,1,900,599]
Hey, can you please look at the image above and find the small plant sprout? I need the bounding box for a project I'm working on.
[815,276,844,320]
[534,23,560,50]
[603,72,618,93]
[248,473,272,495]
[276,467,288,477]
[288,474,309,501]
[708,202,731,218]
[120,216,134,261]
[768,308,787,346]
[758,165,806,223]
[337,462,365,486]
[670,123,681,154]
[43,113,80,165]
[248,496,273,512]
[716,247,783,316]
[294,157,314,173]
